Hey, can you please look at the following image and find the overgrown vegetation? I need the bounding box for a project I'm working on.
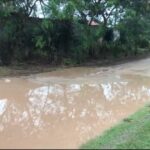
[80,105,150,149]
[0,0,149,65]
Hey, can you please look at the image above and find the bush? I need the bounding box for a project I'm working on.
[138,38,149,48]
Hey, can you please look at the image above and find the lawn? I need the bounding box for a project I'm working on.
[80,105,150,149]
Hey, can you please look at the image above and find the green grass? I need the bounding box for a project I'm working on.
[80,105,150,149]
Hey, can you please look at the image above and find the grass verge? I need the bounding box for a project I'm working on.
[80,105,150,149]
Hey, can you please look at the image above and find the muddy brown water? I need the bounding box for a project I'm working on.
[1,58,150,149]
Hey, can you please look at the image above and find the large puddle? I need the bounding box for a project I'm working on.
[0,60,150,149]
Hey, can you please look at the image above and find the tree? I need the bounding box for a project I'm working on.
[0,0,149,65]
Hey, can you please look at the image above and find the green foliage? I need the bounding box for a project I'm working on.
[0,19,16,65]
[0,0,149,65]
[35,36,46,49]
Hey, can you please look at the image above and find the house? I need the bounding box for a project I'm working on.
[87,20,120,42]
[88,20,100,26]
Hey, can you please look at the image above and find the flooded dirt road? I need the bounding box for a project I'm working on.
[0,58,150,149]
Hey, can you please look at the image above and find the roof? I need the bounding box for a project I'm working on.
[88,20,100,26]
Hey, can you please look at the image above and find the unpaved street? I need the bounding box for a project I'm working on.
[0,58,150,148]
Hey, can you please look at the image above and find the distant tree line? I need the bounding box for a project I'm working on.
[0,0,149,65]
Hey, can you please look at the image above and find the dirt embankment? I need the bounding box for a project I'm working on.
[0,52,150,77]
